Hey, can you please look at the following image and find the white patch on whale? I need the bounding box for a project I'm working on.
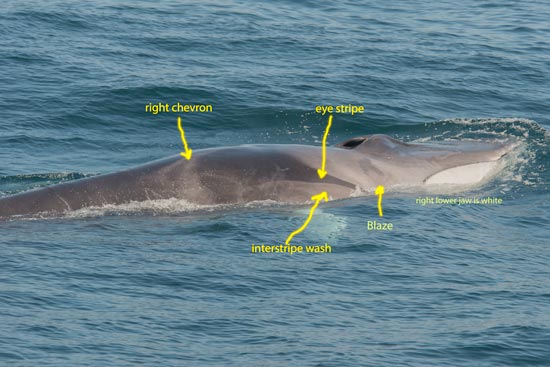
[424,160,502,185]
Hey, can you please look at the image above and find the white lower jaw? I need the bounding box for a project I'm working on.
[424,160,502,185]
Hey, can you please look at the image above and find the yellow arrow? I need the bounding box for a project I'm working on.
[285,191,329,245]
[317,114,333,179]
[177,116,193,160]
[375,185,385,217]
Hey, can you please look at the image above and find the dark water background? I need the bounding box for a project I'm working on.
[1,1,549,366]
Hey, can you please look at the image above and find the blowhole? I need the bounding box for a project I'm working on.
[342,137,366,148]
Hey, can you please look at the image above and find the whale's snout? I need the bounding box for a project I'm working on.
[335,134,519,188]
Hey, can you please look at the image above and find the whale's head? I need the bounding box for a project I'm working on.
[335,134,518,187]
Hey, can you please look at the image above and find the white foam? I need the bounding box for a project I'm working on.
[62,197,305,219]
[64,198,228,219]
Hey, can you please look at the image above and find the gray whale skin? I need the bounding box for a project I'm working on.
[0,134,515,218]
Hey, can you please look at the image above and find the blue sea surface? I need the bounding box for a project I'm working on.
[1,1,549,366]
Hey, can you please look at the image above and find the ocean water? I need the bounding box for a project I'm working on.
[1,0,550,366]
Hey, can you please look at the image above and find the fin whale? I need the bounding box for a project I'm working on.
[0,134,516,219]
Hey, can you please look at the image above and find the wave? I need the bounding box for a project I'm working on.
[0,172,94,197]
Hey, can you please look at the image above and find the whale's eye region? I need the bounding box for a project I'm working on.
[341,137,367,149]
